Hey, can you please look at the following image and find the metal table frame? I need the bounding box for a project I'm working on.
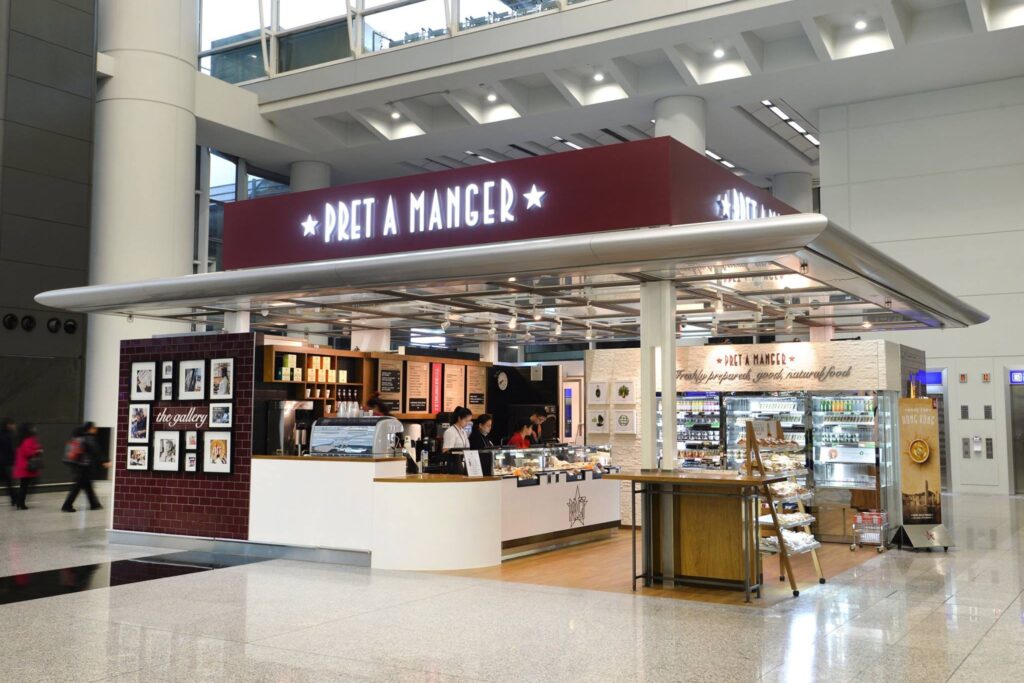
[629,481,764,602]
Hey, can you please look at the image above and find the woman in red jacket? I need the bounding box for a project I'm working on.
[506,420,534,449]
[13,423,42,510]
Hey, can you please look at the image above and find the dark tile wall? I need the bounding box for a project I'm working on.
[113,333,255,540]
[0,0,95,482]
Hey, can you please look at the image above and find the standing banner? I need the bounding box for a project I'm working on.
[899,398,942,524]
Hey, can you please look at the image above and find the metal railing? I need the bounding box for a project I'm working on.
[198,0,602,83]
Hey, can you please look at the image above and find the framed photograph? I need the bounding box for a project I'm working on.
[160,383,173,401]
[130,362,156,401]
[152,431,181,472]
[184,452,198,473]
[161,361,174,381]
[587,381,609,404]
[126,445,149,471]
[587,409,609,434]
[210,358,234,399]
[127,403,150,444]
[612,381,636,404]
[209,403,233,429]
[203,432,232,474]
[185,430,198,451]
[178,360,206,400]
[612,410,637,435]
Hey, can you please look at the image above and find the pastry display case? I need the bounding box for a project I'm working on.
[489,445,615,485]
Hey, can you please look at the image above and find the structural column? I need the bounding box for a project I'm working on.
[654,96,706,152]
[289,161,333,344]
[85,0,198,432]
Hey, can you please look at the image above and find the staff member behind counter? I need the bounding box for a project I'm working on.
[441,406,473,452]
[507,420,533,449]
[469,414,495,450]
[528,409,549,446]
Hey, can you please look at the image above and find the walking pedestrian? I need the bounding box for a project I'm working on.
[62,422,107,512]
[13,423,43,510]
[0,418,16,506]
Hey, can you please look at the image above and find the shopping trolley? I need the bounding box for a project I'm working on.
[850,511,889,553]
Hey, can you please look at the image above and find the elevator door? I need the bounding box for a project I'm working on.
[1012,386,1024,494]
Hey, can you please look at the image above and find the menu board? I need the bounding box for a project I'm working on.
[378,359,403,412]
[430,363,443,414]
[405,361,430,414]
[466,365,487,409]
[443,364,466,413]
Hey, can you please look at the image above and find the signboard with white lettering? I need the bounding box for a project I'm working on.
[377,359,403,413]
[675,340,901,393]
[153,406,209,431]
[443,364,466,414]
[223,138,794,270]
[466,365,487,409]
[405,361,430,414]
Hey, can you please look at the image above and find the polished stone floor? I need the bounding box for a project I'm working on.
[1,485,1023,681]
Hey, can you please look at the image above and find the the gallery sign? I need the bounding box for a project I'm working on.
[223,138,795,270]
[675,340,902,392]
[153,406,208,430]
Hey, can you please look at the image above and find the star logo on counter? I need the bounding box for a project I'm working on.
[567,486,588,528]
[301,214,319,237]
[523,184,546,209]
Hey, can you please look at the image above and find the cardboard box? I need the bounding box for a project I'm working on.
[311,357,321,370]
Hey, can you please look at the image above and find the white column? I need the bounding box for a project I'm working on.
[288,161,333,344]
[352,326,391,352]
[478,340,498,363]
[640,281,677,470]
[290,160,332,192]
[654,96,706,153]
[224,311,250,334]
[85,0,198,431]
[772,172,813,212]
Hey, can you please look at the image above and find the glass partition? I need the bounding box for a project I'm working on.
[200,0,270,51]
[278,0,347,29]
[363,0,449,52]
[278,20,352,72]
[459,0,559,30]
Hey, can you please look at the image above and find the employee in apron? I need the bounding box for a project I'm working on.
[441,406,472,452]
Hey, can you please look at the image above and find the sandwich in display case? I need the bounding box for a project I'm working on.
[724,393,807,454]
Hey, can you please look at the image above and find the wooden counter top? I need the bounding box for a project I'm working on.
[605,469,788,486]
[374,474,501,484]
[253,455,406,463]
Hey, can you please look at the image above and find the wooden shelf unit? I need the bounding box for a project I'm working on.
[260,344,373,413]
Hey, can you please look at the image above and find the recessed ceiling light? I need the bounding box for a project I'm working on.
[553,136,582,150]
[761,99,773,107]
[486,92,498,102]
[712,47,726,59]
[477,155,496,163]
[854,19,868,31]
[862,320,873,329]
[508,276,517,282]
[769,106,790,121]
[788,120,807,135]
[390,110,401,120]
[593,71,605,82]
[705,149,722,161]
[721,160,736,169]
[805,133,821,147]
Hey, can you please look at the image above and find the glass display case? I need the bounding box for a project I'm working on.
[489,445,614,484]
[810,393,896,510]
[656,391,721,466]
[724,393,807,456]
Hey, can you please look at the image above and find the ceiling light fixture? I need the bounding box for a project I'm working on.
[714,295,725,314]
[804,133,821,147]
[721,160,736,169]
[532,307,542,321]
[586,300,596,317]
[769,105,790,121]
[705,149,722,161]
[507,311,518,330]
[508,276,517,282]
[486,92,498,103]
[488,325,497,339]
[592,70,605,82]
[553,136,583,151]
[712,47,726,59]
[854,18,868,31]
[440,320,450,331]
[389,107,401,120]
[784,313,794,331]
[862,320,873,329]
[761,99,773,107]
[585,324,594,340]
[787,120,808,135]
[753,306,763,324]
[261,308,269,317]
[554,319,563,336]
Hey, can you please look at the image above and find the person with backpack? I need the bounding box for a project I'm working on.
[62,422,106,512]
[13,423,43,510]
[0,418,16,506]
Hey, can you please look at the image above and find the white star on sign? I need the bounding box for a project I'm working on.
[523,184,546,209]
[301,214,319,237]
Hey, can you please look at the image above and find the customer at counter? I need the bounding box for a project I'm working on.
[469,414,496,450]
[507,420,533,449]
[441,406,472,452]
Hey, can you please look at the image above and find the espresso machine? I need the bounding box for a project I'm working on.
[266,401,315,456]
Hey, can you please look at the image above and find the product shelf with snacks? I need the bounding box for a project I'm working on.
[656,392,722,464]
[259,344,372,417]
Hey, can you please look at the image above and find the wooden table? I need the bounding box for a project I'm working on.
[606,469,787,602]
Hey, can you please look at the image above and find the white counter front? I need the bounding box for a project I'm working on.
[249,455,406,552]
[501,472,621,546]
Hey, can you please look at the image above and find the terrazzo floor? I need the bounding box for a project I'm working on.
[2,484,1023,681]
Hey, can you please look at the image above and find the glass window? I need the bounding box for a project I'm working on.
[207,152,236,272]
[459,0,557,29]
[200,0,270,51]
[246,173,289,199]
[279,0,347,29]
[202,43,266,84]
[363,0,448,52]
[278,20,352,72]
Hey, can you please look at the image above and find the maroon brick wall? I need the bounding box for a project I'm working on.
[113,333,255,540]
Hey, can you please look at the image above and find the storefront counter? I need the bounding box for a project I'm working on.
[372,474,503,570]
[248,455,406,552]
